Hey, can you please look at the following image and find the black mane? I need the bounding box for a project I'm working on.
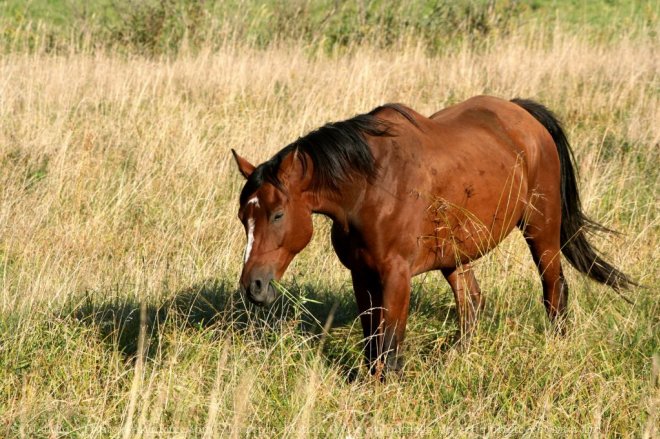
[240,104,416,204]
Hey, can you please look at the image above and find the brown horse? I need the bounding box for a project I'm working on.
[231,95,634,375]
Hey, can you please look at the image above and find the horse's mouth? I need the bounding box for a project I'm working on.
[245,284,277,307]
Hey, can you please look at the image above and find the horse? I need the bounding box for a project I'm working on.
[231,95,634,376]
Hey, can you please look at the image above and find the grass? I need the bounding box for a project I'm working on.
[0,0,658,54]
[0,2,658,437]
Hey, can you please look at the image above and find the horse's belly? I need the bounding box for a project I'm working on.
[426,199,525,267]
[414,156,529,271]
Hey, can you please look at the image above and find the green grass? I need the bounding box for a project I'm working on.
[2,278,657,435]
[0,0,658,54]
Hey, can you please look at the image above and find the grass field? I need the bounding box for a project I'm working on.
[0,1,658,437]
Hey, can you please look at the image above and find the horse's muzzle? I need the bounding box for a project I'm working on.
[243,273,277,306]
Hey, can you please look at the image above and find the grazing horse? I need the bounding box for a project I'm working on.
[231,95,634,376]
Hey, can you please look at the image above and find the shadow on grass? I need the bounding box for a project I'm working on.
[62,278,462,379]
[63,279,357,356]
[63,279,243,360]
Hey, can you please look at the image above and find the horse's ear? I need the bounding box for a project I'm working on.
[231,149,255,179]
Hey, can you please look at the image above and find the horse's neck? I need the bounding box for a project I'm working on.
[311,184,364,232]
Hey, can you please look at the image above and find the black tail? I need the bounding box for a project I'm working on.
[511,98,636,293]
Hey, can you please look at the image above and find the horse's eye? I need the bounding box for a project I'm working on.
[272,212,284,223]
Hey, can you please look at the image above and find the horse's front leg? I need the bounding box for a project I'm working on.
[378,258,412,377]
[351,269,382,374]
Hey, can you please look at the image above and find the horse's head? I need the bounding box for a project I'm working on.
[231,149,315,306]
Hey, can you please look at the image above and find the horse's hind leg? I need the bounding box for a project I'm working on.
[441,264,484,340]
[520,208,568,333]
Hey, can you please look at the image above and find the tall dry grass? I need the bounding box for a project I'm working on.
[0,27,657,437]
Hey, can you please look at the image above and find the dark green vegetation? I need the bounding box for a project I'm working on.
[1,0,658,54]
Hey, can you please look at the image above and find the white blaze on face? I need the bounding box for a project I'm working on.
[243,196,260,264]
[247,196,260,208]
[244,218,255,263]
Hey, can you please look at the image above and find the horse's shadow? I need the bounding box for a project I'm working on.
[65,278,459,378]
[66,279,361,355]
[67,279,242,359]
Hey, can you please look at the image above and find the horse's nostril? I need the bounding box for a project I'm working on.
[252,279,262,294]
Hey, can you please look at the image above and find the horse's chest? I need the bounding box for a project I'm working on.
[330,222,376,271]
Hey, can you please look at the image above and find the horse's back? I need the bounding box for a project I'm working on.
[428,95,555,176]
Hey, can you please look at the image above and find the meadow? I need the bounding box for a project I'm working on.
[0,1,658,437]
